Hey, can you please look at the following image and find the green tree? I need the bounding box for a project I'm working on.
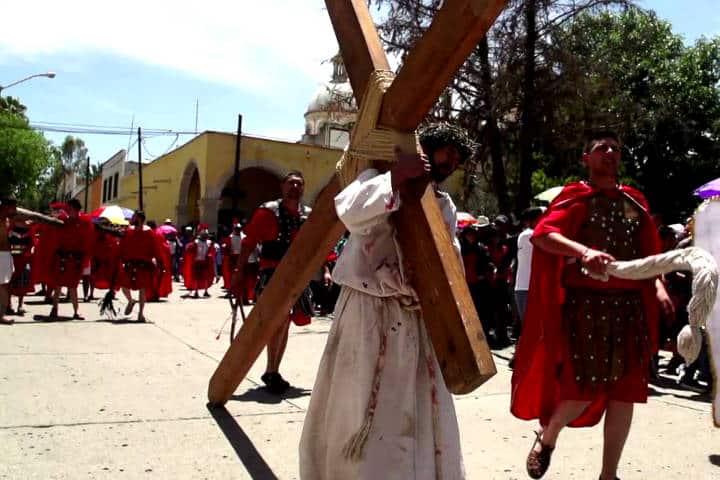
[0,110,53,200]
[545,9,720,219]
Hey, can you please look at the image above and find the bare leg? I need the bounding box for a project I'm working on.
[599,401,633,480]
[51,287,61,316]
[0,284,11,323]
[122,288,133,303]
[265,319,291,374]
[69,288,81,318]
[17,294,24,314]
[534,400,592,452]
[81,276,89,301]
[138,289,146,321]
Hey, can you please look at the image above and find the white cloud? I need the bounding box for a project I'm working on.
[1,0,341,96]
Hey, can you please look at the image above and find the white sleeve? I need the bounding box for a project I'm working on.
[334,168,400,234]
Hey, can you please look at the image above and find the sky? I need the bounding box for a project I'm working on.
[1,0,719,167]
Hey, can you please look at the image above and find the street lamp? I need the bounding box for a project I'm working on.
[0,72,56,94]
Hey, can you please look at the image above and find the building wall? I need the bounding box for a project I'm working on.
[118,132,342,232]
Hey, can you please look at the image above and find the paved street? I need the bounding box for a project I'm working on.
[1,283,717,479]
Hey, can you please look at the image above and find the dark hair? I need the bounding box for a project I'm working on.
[134,210,146,222]
[520,206,545,222]
[418,122,476,164]
[283,170,304,183]
[0,197,17,207]
[584,129,621,153]
[67,199,82,211]
[147,220,157,229]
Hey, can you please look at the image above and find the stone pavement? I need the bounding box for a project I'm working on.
[1,283,717,479]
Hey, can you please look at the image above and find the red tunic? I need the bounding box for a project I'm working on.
[146,230,172,300]
[91,230,120,290]
[45,214,94,288]
[116,226,163,290]
[221,233,244,289]
[510,182,661,427]
[183,240,216,291]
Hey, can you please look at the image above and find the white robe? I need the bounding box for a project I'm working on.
[299,169,465,479]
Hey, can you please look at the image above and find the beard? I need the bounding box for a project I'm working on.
[430,164,453,183]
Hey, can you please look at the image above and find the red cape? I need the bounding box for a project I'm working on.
[91,229,120,290]
[510,182,661,427]
[183,240,216,291]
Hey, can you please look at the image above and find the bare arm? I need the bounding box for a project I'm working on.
[533,232,616,276]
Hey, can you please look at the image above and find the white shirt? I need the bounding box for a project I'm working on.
[230,234,244,254]
[515,228,534,291]
[332,169,460,302]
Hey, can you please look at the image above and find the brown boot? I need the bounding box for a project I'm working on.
[526,430,554,479]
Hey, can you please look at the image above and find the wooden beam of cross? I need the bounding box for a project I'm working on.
[208,0,508,405]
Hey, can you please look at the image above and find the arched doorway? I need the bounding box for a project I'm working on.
[217,167,282,228]
[177,161,201,227]
[186,170,200,225]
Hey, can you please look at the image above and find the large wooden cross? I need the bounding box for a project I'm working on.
[208,0,508,405]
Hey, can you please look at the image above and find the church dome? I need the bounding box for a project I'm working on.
[305,52,356,115]
[306,82,355,114]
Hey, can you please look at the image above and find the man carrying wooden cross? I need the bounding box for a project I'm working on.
[299,123,475,479]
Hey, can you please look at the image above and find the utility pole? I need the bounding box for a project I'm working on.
[232,114,243,216]
[138,127,143,211]
[84,156,90,212]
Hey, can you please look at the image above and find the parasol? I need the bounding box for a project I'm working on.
[693,177,720,199]
[89,205,134,225]
[157,224,178,235]
[534,186,564,203]
[456,212,478,230]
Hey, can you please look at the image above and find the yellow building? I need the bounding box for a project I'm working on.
[116,129,465,233]
[117,131,344,231]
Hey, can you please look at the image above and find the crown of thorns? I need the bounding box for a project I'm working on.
[418,122,477,163]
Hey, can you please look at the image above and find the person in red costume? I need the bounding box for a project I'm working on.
[231,170,317,394]
[46,199,94,320]
[8,224,35,315]
[511,131,673,480]
[117,211,165,322]
[89,219,121,294]
[153,228,173,301]
[221,221,244,293]
[183,225,216,298]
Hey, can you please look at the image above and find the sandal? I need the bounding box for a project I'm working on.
[261,372,290,395]
[49,307,58,318]
[0,318,14,325]
[526,430,555,479]
[124,300,136,316]
[72,313,85,320]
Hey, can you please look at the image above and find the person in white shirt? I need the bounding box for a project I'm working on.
[299,123,476,479]
[514,206,545,323]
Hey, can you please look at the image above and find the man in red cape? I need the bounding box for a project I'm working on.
[221,221,244,292]
[511,131,673,480]
[89,220,120,294]
[45,199,94,320]
[231,170,315,394]
[183,225,216,298]
[117,211,165,322]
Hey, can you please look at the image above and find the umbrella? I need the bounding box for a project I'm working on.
[89,205,134,225]
[694,177,720,199]
[534,186,564,203]
[157,224,177,235]
[456,212,478,230]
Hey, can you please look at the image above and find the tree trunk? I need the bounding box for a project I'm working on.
[517,0,538,211]
[477,37,511,214]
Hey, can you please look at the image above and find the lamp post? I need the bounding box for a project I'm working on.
[0,72,56,95]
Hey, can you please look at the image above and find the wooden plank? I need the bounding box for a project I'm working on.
[325,0,391,104]
[393,180,496,393]
[380,0,508,130]
[208,176,346,405]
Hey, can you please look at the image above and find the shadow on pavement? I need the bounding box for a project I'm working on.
[206,404,279,480]
[231,386,311,405]
[648,375,712,403]
[709,454,720,467]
